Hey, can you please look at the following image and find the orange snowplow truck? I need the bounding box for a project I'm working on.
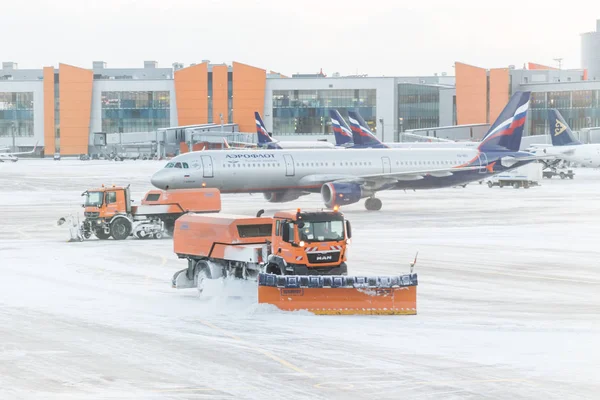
[75,186,221,240]
[172,208,418,315]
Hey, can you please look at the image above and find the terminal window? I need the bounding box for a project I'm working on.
[101,91,170,134]
[0,92,34,137]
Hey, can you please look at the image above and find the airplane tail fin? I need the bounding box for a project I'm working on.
[549,109,581,146]
[478,91,530,152]
[347,110,388,148]
[255,112,273,144]
[329,110,353,146]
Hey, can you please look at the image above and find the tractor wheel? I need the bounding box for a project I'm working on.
[110,218,132,240]
[94,229,111,240]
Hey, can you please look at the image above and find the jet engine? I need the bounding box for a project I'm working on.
[321,183,372,208]
[263,190,303,203]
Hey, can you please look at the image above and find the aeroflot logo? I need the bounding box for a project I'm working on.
[554,120,567,136]
[226,154,276,159]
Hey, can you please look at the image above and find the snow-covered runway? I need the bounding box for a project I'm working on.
[1,160,598,399]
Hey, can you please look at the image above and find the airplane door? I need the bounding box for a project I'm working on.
[201,156,214,178]
[381,157,391,173]
[283,154,295,176]
[478,153,488,173]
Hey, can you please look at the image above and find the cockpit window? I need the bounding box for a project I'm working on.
[175,162,182,168]
[165,162,174,168]
[183,162,189,169]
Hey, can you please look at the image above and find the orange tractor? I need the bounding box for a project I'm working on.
[172,208,418,315]
[59,186,221,241]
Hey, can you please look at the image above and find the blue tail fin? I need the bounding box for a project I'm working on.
[478,91,530,152]
[347,110,388,148]
[329,110,353,146]
[255,112,281,149]
[255,112,272,144]
[549,109,581,146]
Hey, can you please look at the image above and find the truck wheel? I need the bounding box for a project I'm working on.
[512,182,521,189]
[195,265,212,294]
[110,218,132,240]
[153,232,163,239]
[569,175,574,180]
[560,172,566,179]
[524,182,530,189]
[487,181,493,188]
[94,229,111,240]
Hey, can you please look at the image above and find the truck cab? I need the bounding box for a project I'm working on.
[267,208,351,276]
[81,186,133,240]
[83,186,131,220]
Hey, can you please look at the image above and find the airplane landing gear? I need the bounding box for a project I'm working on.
[365,197,382,211]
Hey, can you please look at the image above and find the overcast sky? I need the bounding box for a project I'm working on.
[2,0,599,76]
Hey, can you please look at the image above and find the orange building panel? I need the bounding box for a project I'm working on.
[212,65,228,124]
[174,63,208,126]
[59,63,93,155]
[528,62,558,70]
[455,62,487,125]
[43,67,55,155]
[232,62,266,133]
[489,68,510,123]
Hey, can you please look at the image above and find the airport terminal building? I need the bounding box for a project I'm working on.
[1,20,600,155]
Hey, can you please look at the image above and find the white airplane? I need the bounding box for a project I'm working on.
[0,143,38,162]
[151,92,538,210]
[529,109,600,167]
[255,112,335,149]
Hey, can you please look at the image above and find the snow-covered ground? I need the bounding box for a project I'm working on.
[1,159,599,399]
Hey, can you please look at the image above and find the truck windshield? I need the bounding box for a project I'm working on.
[298,220,344,242]
[84,191,103,207]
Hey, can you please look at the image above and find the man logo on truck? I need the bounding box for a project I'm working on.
[316,254,334,261]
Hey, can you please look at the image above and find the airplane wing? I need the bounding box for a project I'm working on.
[3,142,38,156]
[400,132,455,143]
[298,165,483,191]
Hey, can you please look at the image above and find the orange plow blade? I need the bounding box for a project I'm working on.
[257,274,417,315]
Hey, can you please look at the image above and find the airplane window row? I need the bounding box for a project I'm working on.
[222,163,281,168]
[396,160,461,166]
[295,161,373,167]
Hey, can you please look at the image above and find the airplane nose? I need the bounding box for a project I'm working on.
[151,171,171,190]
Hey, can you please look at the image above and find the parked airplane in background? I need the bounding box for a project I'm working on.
[0,143,38,162]
[529,109,600,167]
[328,110,353,146]
[152,92,536,210]
[345,110,478,149]
[255,112,335,149]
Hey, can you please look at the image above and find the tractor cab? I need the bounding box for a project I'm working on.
[83,185,132,219]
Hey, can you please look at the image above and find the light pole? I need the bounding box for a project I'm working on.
[398,117,404,142]
[379,118,384,141]
[11,122,16,152]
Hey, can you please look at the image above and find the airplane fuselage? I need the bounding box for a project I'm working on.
[151,148,531,194]
[0,154,18,162]
[534,144,600,167]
